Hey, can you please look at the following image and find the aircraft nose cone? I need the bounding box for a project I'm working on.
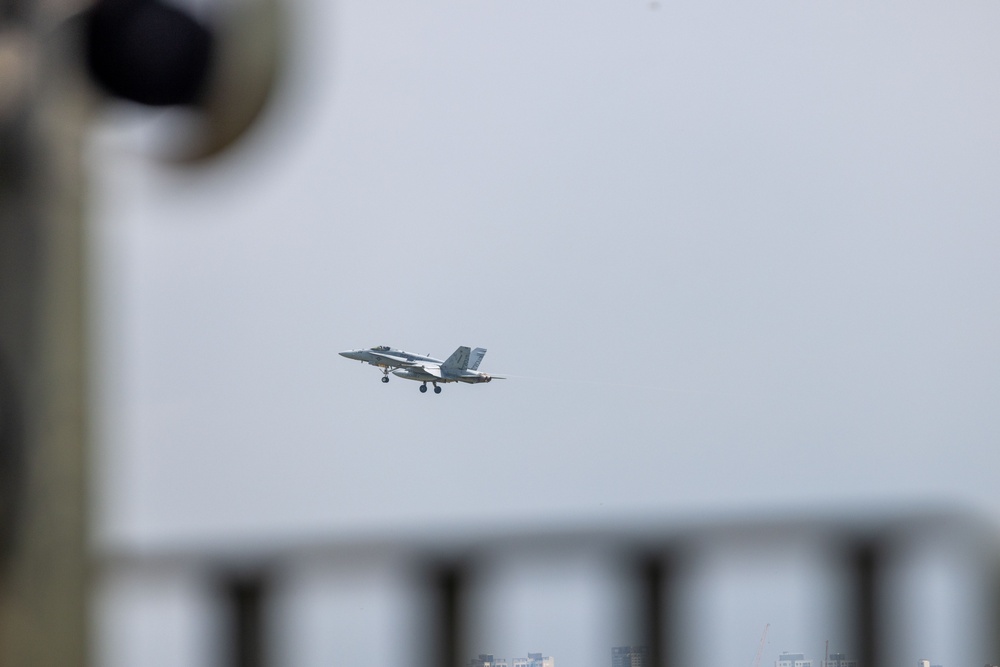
[339,350,357,359]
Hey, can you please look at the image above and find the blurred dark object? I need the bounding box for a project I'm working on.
[430,562,467,667]
[84,0,215,106]
[82,0,284,161]
[223,573,270,667]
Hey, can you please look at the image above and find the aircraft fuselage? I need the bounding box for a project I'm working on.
[338,346,440,367]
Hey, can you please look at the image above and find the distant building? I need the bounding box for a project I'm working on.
[824,652,857,667]
[470,655,496,667]
[777,652,814,667]
[527,653,555,667]
[613,646,648,667]
[504,653,553,667]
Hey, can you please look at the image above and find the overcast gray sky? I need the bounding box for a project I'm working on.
[88,1,1000,666]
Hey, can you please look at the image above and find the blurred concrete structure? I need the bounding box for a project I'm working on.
[96,512,1000,667]
[0,0,284,664]
[0,1,92,664]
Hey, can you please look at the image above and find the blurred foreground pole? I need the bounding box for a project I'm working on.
[849,539,884,667]
[224,574,270,667]
[428,562,466,667]
[0,2,92,665]
[1,0,283,661]
[635,554,665,667]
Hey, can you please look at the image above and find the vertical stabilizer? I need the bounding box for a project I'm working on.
[468,348,487,371]
[441,346,472,372]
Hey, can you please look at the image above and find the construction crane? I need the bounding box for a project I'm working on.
[751,624,771,667]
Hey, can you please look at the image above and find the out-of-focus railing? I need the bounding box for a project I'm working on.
[97,512,1000,667]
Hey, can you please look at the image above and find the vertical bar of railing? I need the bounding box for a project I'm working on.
[637,553,664,667]
[429,561,465,667]
[223,573,268,667]
[634,545,681,667]
[987,545,1000,667]
[850,539,882,667]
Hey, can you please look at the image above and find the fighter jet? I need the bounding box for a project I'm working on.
[339,345,503,394]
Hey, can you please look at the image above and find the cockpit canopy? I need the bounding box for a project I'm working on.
[373,345,390,351]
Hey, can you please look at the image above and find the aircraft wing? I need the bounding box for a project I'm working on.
[421,365,443,378]
[369,351,419,367]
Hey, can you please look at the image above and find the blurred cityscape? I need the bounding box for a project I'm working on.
[465,649,968,667]
[469,653,555,667]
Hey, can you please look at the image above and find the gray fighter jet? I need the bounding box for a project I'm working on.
[339,345,503,394]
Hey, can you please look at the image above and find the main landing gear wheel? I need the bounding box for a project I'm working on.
[419,384,427,393]
[433,385,442,394]
[381,376,389,383]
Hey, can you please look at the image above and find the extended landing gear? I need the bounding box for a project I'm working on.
[419,383,442,394]
[381,376,389,383]
[434,385,442,394]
